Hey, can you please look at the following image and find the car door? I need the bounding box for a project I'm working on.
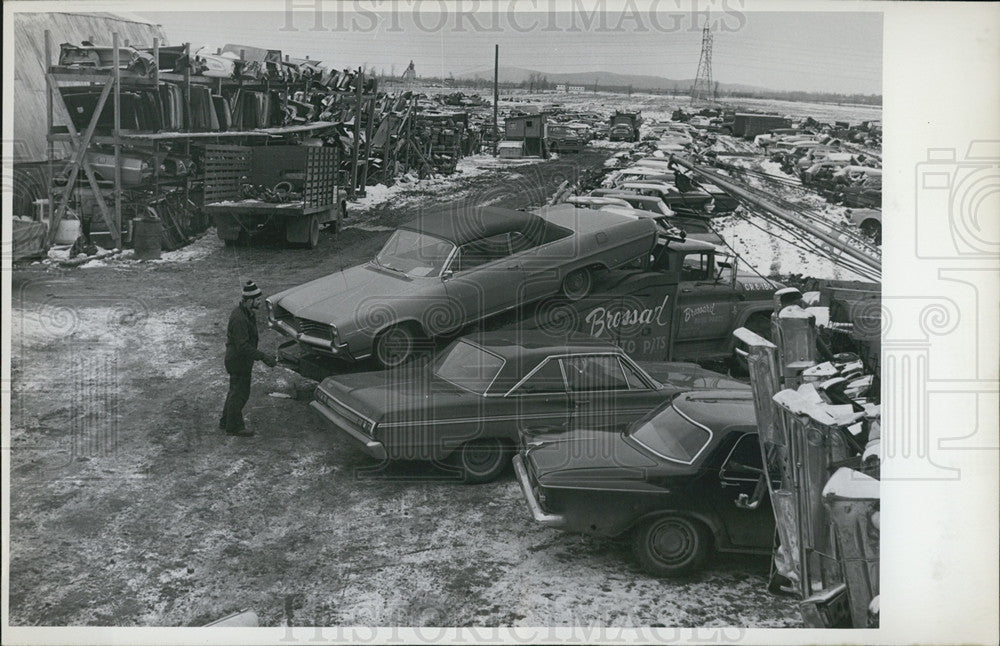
[443,233,527,318]
[562,354,664,432]
[506,357,573,437]
[706,431,776,549]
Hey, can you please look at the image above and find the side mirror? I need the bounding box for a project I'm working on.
[441,269,454,280]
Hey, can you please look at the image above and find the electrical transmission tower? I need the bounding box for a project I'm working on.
[691,23,714,103]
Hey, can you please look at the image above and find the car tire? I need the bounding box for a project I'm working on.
[561,267,593,301]
[373,324,416,369]
[633,515,710,577]
[453,438,509,484]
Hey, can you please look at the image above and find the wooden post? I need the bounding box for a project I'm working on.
[359,77,377,196]
[112,32,123,247]
[492,44,499,156]
[350,68,363,195]
[45,30,53,233]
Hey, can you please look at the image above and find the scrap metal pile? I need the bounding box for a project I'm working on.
[736,283,880,629]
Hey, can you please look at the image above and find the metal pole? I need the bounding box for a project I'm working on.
[112,32,122,248]
[492,44,499,156]
[670,155,881,280]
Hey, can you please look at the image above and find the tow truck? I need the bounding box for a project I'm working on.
[514,230,779,362]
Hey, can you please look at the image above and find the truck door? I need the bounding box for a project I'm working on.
[673,251,739,345]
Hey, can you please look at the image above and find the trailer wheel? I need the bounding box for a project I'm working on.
[305,215,320,249]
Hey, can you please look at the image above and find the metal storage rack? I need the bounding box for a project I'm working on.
[44,30,373,247]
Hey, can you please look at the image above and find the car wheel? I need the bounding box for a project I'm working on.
[454,438,509,484]
[373,324,416,369]
[633,515,710,577]
[561,267,593,301]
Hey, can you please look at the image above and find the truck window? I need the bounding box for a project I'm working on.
[681,253,713,281]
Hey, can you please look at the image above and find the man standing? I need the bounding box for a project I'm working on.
[220,280,276,436]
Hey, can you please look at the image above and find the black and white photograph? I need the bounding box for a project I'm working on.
[2,1,997,643]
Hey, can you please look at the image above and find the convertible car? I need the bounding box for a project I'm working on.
[513,389,774,576]
[268,205,657,368]
[310,332,743,483]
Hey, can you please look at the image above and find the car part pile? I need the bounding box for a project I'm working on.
[736,284,880,628]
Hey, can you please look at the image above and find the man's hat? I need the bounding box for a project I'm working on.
[242,280,262,299]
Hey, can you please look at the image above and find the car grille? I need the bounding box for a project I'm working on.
[295,318,333,341]
[315,388,375,435]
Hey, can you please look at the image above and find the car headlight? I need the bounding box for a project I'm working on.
[265,300,275,321]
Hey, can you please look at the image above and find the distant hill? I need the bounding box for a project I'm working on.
[463,66,767,94]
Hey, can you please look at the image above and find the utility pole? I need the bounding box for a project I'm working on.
[691,21,714,103]
[493,44,499,156]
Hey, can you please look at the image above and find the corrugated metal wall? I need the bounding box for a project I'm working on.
[13,12,168,163]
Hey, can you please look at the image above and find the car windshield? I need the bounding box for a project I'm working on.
[629,405,711,464]
[374,229,455,278]
[433,340,505,395]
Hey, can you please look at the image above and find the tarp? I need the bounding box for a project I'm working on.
[12,219,49,261]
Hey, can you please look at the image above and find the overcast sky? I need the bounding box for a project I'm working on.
[144,7,882,94]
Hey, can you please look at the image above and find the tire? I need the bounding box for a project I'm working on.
[373,324,416,369]
[453,438,509,484]
[561,267,593,301]
[633,515,710,577]
[305,215,320,249]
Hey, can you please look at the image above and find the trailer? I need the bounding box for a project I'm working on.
[729,113,793,139]
[203,144,340,248]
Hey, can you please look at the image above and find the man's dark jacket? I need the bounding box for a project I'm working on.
[225,303,270,374]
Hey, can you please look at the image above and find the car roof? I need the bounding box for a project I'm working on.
[463,330,621,362]
[400,206,542,246]
[670,389,756,432]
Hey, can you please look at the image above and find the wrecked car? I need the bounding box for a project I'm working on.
[513,389,775,576]
[310,332,740,483]
[268,205,657,368]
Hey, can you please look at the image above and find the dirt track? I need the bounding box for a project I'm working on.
[9,150,799,627]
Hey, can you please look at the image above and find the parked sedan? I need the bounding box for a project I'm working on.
[310,332,740,483]
[268,205,656,368]
[513,389,774,576]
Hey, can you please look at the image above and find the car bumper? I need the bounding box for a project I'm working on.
[270,318,354,360]
[309,400,387,461]
[512,455,566,528]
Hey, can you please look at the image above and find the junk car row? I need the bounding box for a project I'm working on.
[267,173,781,575]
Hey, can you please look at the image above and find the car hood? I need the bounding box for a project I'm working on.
[524,430,666,485]
[271,262,425,324]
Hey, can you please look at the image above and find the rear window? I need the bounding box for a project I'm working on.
[433,341,505,395]
[630,405,711,463]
